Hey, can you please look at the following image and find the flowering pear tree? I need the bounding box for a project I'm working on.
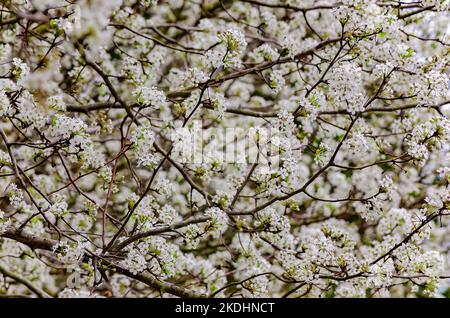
[0,0,449,298]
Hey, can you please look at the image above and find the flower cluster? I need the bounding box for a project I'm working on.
[130,126,159,168]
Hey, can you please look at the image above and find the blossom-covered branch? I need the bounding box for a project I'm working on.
[0,0,449,298]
